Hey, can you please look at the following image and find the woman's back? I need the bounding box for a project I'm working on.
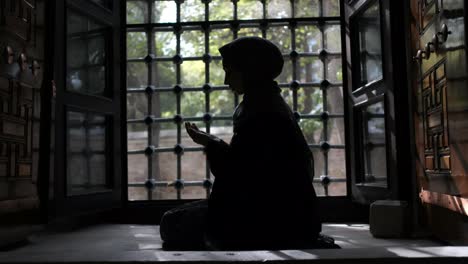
[206,87,321,249]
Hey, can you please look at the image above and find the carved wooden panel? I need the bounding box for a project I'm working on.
[418,0,440,33]
[422,61,450,174]
[0,77,34,199]
[0,0,42,216]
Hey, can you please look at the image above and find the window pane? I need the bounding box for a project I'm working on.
[88,66,106,94]
[237,0,263,20]
[357,0,383,86]
[276,58,292,84]
[323,0,340,17]
[311,148,324,176]
[153,0,177,23]
[181,61,205,86]
[181,151,206,199]
[66,9,108,96]
[210,90,235,116]
[311,148,325,196]
[67,38,87,68]
[181,92,205,117]
[210,1,234,21]
[267,0,292,18]
[127,93,147,120]
[154,32,177,57]
[129,187,148,201]
[280,89,294,109]
[181,0,205,22]
[297,57,323,83]
[327,86,344,114]
[127,1,148,24]
[153,122,178,148]
[295,0,319,18]
[209,29,233,56]
[210,60,226,85]
[181,30,205,57]
[327,58,342,83]
[153,186,178,200]
[267,26,291,53]
[295,25,321,53]
[299,118,323,144]
[127,32,147,59]
[88,36,106,65]
[297,87,323,114]
[238,27,262,38]
[181,186,206,199]
[153,92,177,118]
[181,151,206,183]
[360,100,387,187]
[324,25,341,52]
[153,61,176,87]
[127,123,146,151]
[152,152,177,182]
[67,111,109,196]
[327,148,346,196]
[327,118,345,145]
[128,62,148,88]
[210,120,234,143]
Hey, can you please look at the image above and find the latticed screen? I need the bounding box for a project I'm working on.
[126,0,346,200]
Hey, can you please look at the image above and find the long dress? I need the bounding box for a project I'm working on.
[205,84,321,250]
[160,83,322,250]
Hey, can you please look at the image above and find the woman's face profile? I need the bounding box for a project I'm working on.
[223,64,244,95]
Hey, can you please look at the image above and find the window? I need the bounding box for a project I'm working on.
[356,97,387,187]
[126,0,346,200]
[66,9,110,97]
[66,110,111,196]
[356,0,382,87]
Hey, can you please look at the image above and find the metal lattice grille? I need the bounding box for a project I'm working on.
[126,0,346,200]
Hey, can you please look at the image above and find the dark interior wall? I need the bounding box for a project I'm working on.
[0,0,45,225]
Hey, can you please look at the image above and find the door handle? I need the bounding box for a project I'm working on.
[413,49,427,61]
[18,53,28,71]
[29,60,41,76]
[437,24,451,43]
[414,43,433,61]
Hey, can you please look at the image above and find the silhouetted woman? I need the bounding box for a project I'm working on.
[161,37,323,250]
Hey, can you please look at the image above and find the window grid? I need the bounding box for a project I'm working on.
[126,0,346,200]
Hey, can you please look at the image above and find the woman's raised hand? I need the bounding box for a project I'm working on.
[184,122,218,147]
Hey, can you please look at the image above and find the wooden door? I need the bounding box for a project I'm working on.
[410,0,468,243]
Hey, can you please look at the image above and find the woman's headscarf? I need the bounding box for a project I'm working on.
[218,37,284,81]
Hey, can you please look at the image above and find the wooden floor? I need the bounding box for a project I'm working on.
[0,224,467,263]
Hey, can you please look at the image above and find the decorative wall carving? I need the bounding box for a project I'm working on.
[0,77,34,200]
[0,0,42,216]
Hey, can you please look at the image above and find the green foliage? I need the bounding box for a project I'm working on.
[126,1,147,24]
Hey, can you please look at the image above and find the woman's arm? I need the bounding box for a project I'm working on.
[185,122,231,179]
